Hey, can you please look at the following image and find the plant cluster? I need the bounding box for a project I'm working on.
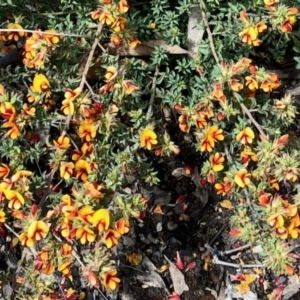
[0,0,299,298]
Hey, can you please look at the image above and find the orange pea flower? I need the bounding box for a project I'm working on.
[99,82,113,94]
[214,177,233,196]
[111,33,122,46]
[35,251,55,275]
[99,11,115,26]
[72,143,93,161]
[61,88,81,115]
[0,102,16,122]
[236,127,255,145]
[92,208,110,232]
[61,219,72,238]
[61,98,74,115]
[43,29,60,45]
[103,270,121,290]
[19,232,35,247]
[27,220,50,242]
[117,0,129,14]
[0,164,10,178]
[200,125,224,152]
[88,269,100,288]
[5,190,25,210]
[0,210,5,223]
[2,122,21,139]
[256,21,267,34]
[241,148,257,164]
[12,169,32,182]
[78,206,94,224]
[239,27,259,45]
[122,80,138,94]
[281,8,298,33]
[60,162,74,180]
[258,191,271,206]
[22,104,36,118]
[104,66,118,82]
[178,114,190,133]
[75,226,95,244]
[245,76,258,90]
[115,218,130,235]
[129,36,141,48]
[78,121,96,142]
[103,229,121,248]
[111,17,127,32]
[58,260,72,277]
[53,135,71,150]
[74,159,91,181]
[6,23,24,41]
[229,78,243,92]
[32,74,50,93]
[234,169,251,188]
[61,243,73,256]
[140,128,158,150]
[212,82,226,101]
[264,0,279,7]
[209,152,225,172]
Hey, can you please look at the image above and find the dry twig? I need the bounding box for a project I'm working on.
[146,65,160,120]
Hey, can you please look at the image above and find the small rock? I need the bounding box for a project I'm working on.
[156,222,163,232]
[167,221,178,231]
[123,236,136,247]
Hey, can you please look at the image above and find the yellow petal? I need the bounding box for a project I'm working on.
[27,221,38,238]
[92,209,110,231]
[234,174,245,188]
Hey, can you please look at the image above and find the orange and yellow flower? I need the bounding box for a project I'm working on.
[0,164,10,178]
[115,218,130,235]
[234,169,251,188]
[117,0,129,14]
[27,220,50,242]
[74,226,95,244]
[103,270,120,290]
[92,208,110,232]
[53,135,71,150]
[140,128,157,150]
[215,177,233,196]
[32,74,50,93]
[200,125,224,152]
[103,229,121,248]
[209,153,225,172]
[5,190,25,210]
[78,121,97,142]
[236,127,255,145]
[74,159,91,181]
[60,162,74,180]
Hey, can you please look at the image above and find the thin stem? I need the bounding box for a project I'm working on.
[0,28,90,38]
[240,103,267,140]
[79,23,103,91]
[146,65,159,120]
[199,1,220,66]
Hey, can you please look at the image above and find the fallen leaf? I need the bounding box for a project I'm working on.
[136,256,168,293]
[179,214,189,221]
[158,264,169,273]
[164,255,189,295]
[220,200,234,210]
[127,253,143,266]
[154,204,164,214]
